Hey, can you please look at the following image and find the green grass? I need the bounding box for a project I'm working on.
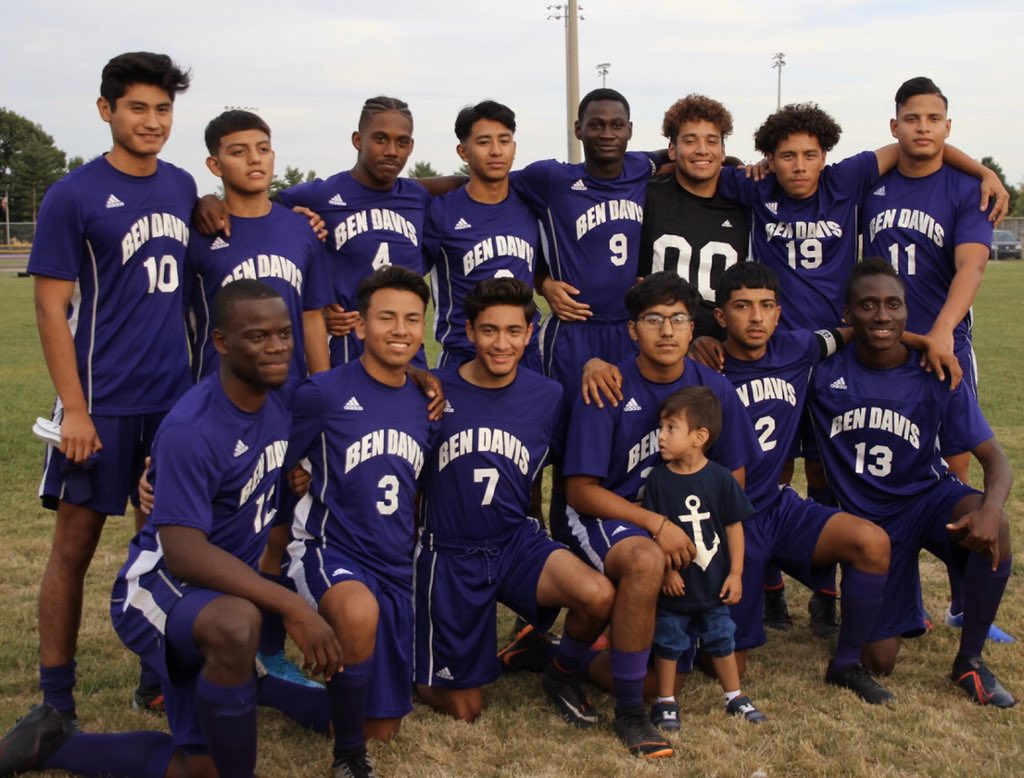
[1,265,1023,776]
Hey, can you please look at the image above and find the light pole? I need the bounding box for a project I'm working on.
[547,2,584,162]
[771,52,786,110]
[596,62,610,88]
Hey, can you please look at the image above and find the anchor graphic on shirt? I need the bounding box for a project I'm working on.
[676,495,720,571]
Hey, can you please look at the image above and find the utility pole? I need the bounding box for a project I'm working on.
[547,2,584,162]
[597,62,610,88]
[771,52,786,110]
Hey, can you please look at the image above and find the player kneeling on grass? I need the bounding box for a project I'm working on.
[0,280,342,778]
[415,277,614,723]
[644,387,765,729]
[808,259,1014,707]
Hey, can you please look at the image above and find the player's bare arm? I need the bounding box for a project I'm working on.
[718,522,744,605]
[537,272,592,322]
[324,304,361,337]
[193,194,327,240]
[928,243,989,354]
[580,357,623,407]
[159,524,342,678]
[34,276,101,464]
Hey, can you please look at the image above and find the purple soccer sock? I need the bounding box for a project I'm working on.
[258,572,291,656]
[959,555,1012,659]
[43,730,175,778]
[832,567,886,668]
[948,565,965,616]
[763,564,784,590]
[611,648,650,714]
[39,661,76,718]
[138,659,162,689]
[327,658,372,758]
[195,674,258,778]
[257,673,331,733]
[551,633,591,676]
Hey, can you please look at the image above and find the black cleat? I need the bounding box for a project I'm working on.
[825,661,894,705]
[951,655,1016,708]
[808,592,839,639]
[542,664,599,727]
[613,706,673,758]
[763,587,793,631]
[0,704,71,778]
[497,623,552,673]
[331,747,379,778]
[132,683,166,714]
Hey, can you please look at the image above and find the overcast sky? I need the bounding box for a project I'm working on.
[4,1,1023,194]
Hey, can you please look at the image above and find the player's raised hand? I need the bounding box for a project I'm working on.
[655,519,696,570]
[719,570,743,605]
[408,366,446,421]
[539,276,591,322]
[947,504,1003,571]
[324,303,360,337]
[138,456,154,515]
[283,603,343,681]
[689,336,726,372]
[581,357,623,408]
[60,407,102,465]
[291,205,328,242]
[193,194,232,237]
[978,169,1009,224]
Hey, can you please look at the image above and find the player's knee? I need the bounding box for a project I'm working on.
[619,539,665,584]
[586,574,616,620]
[195,597,261,666]
[853,523,891,574]
[448,696,482,723]
[364,717,402,741]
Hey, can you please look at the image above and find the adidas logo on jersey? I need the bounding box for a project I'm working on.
[332,567,353,577]
[233,440,249,457]
[105,194,124,209]
[436,667,454,681]
[343,396,363,411]
[328,194,347,206]
[830,377,848,390]
[873,186,886,197]
[570,179,587,191]
[721,219,733,228]
[764,201,778,215]
[453,217,472,230]
[210,237,230,251]
[443,400,455,414]
[623,397,642,412]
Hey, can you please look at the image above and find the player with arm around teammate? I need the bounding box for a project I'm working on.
[414,278,613,723]
[808,259,1014,707]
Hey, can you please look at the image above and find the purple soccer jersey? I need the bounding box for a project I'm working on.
[286,360,439,587]
[723,329,840,510]
[422,365,564,540]
[512,152,659,316]
[112,375,292,620]
[186,204,332,381]
[718,152,878,330]
[809,347,992,519]
[277,171,430,365]
[861,165,992,348]
[563,357,757,507]
[425,186,541,356]
[28,156,197,413]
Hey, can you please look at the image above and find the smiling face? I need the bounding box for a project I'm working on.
[207,128,274,196]
[845,272,908,359]
[355,286,425,378]
[465,303,532,387]
[214,296,293,391]
[669,119,724,193]
[352,109,414,189]
[98,83,174,161]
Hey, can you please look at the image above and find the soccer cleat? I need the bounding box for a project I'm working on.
[541,664,599,727]
[951,656,1016,708]
[132,683,165,714]
[650,701,681,732]
[944,608,1016,644]
[255,650,324,689]
[762,587,793,631]
[0,704,70,777]
[331,747,379,778]
[725,695,767,723]
[497,623,551,673]
[825,661,894,705]
[808,591,839,639]
[613,707,673,758]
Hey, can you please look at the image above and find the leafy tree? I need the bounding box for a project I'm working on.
[453,162,471,176]
[407,161,440,179]
[981,156,1018,217]
[269,165,317,199]
[67,155,85,172]
[0,108,68,220]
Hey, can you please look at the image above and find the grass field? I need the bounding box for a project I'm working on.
[1,264,1022,777]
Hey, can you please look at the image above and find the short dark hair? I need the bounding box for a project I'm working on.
[463,277,536,324]
[578,88,630,122]
[204,110,271,155]
[661,94,733,142]
[356,265,429,315]
[358,96,413,132]
[455,100,516,142]
[754,102,841,155]
[100,52,191,107]
[660,386,721,451]
[212,279,281,332]
[625,271,702,321]
[715,262,780,307]
[895,76,947,112]
[845,257,905,306]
